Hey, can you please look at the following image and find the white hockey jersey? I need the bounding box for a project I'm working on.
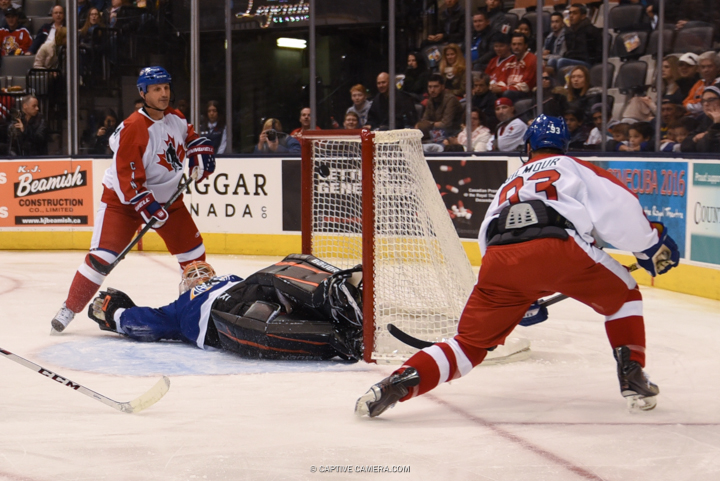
[103,108,199,204]
[486,118,527,152]
[478,154,660,256]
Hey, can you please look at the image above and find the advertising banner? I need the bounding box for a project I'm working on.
[427,158,508,240]
[688,163,720,265]
[182,157,284,234]
[0,159,94,227]
[595,160,689,257]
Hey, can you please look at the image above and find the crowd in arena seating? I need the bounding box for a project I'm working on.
[311,0,720,154]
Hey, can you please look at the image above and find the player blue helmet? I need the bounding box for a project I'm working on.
[137,66,172,94]
[523,114,570,153]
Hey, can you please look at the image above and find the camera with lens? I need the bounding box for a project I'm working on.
[266,129,277,141]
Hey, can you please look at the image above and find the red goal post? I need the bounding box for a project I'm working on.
[300,128,478,363]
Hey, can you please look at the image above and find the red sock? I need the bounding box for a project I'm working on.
[65,271,102,313]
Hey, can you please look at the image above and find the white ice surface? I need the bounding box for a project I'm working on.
[0,250,719,481]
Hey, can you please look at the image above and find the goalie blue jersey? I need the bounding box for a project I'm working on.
[118,275,243,348]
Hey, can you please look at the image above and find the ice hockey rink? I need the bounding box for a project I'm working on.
[0,250,718,481]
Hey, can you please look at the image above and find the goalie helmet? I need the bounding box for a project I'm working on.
[137,66,172,94]
[179,261,216,294]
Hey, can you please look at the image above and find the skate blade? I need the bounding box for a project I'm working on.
[49,326,63,336]
[626,395,657,412]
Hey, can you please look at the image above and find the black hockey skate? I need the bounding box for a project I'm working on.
[355,368,420,418]
[614,346,659,411]
[88,288,136,333]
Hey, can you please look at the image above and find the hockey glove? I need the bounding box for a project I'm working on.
[187,137,215,182]
[88,288,136,332]
[131,191,168,228]
[634,222,680,277]
[519,301,548,327]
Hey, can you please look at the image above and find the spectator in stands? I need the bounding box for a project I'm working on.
[79,7,105,49]
[452,107,492,152]
[7,95,47,156]
[417,73,463,145]
[485,0,511,38]
[290,107,314,138]
[659,97,685,139]
[367,72,418,130]
[681,83,720,152]
[494,32,536,102]
[683,51,720,116]
[515,19,535,49]
[104,0,122,28]
[487,97,527,151]
[199,100,227,154]
[471,72,498,130]
[565,66,597,124]
[30,4,65,55]
[133,98,143,111]
[254,118,300,154]
[346,84,372,128]
[609,121,630,151]
[90,108,118,155]
[485,33,513,94]
[471,11,495,72]
[176,98,190,119]
[543,12,566,64]
[438,43,466,97]
[619,121,654,152]
[671,116,696,147]
[584,103,605,147]
[660,55,684,105]
[0,7,31,56]
[343,111,359,129]
[538,67,570,118]
[401,52,430,99]
[0,1,27,31]
[564,109,591,149]
[34,26,66,69]
[426,0,465,46]
[555,3,601,72]
[676,52,700,100]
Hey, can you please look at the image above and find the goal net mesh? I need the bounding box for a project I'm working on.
[307,129,476,362]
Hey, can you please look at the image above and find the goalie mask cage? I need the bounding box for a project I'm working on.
[301,129,476,363]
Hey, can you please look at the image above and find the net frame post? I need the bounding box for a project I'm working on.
[300,134,314,255]
[360,129,376,363]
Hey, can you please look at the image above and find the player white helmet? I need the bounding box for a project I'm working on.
[179,261,216,294]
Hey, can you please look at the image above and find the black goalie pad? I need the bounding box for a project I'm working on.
[211,301,361,361]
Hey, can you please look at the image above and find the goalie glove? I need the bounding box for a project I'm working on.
[88,288,136,333]
[131,191,168,228]
[633,222,679,277]
[518,301,548,327]
[187,137,215,182]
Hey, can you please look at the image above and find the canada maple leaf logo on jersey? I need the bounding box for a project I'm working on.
[157,135,186,172]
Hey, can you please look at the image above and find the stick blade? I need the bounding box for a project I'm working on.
[119,376,171,414]
[88,255,114,276]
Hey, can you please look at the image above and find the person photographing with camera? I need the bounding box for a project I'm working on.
[254,118,300,153]
[8,94,48,156]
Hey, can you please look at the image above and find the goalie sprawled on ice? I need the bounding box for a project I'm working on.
[87,254,364,361]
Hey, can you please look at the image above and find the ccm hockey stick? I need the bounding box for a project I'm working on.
[0,347,170,414]
[389,263,641,350]
[89,174,196,276]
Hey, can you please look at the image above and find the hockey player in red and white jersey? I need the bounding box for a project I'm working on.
[356,114,680,417]
[51,66,216,333]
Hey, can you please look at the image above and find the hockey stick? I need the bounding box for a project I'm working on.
[89,175,195,276]
[388,263,641,350]
[0,347,170,414]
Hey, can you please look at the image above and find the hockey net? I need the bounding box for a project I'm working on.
[300,129,478,363]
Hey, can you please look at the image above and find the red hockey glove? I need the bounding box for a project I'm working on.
[131,191,168,228]
[187,137,215,182]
